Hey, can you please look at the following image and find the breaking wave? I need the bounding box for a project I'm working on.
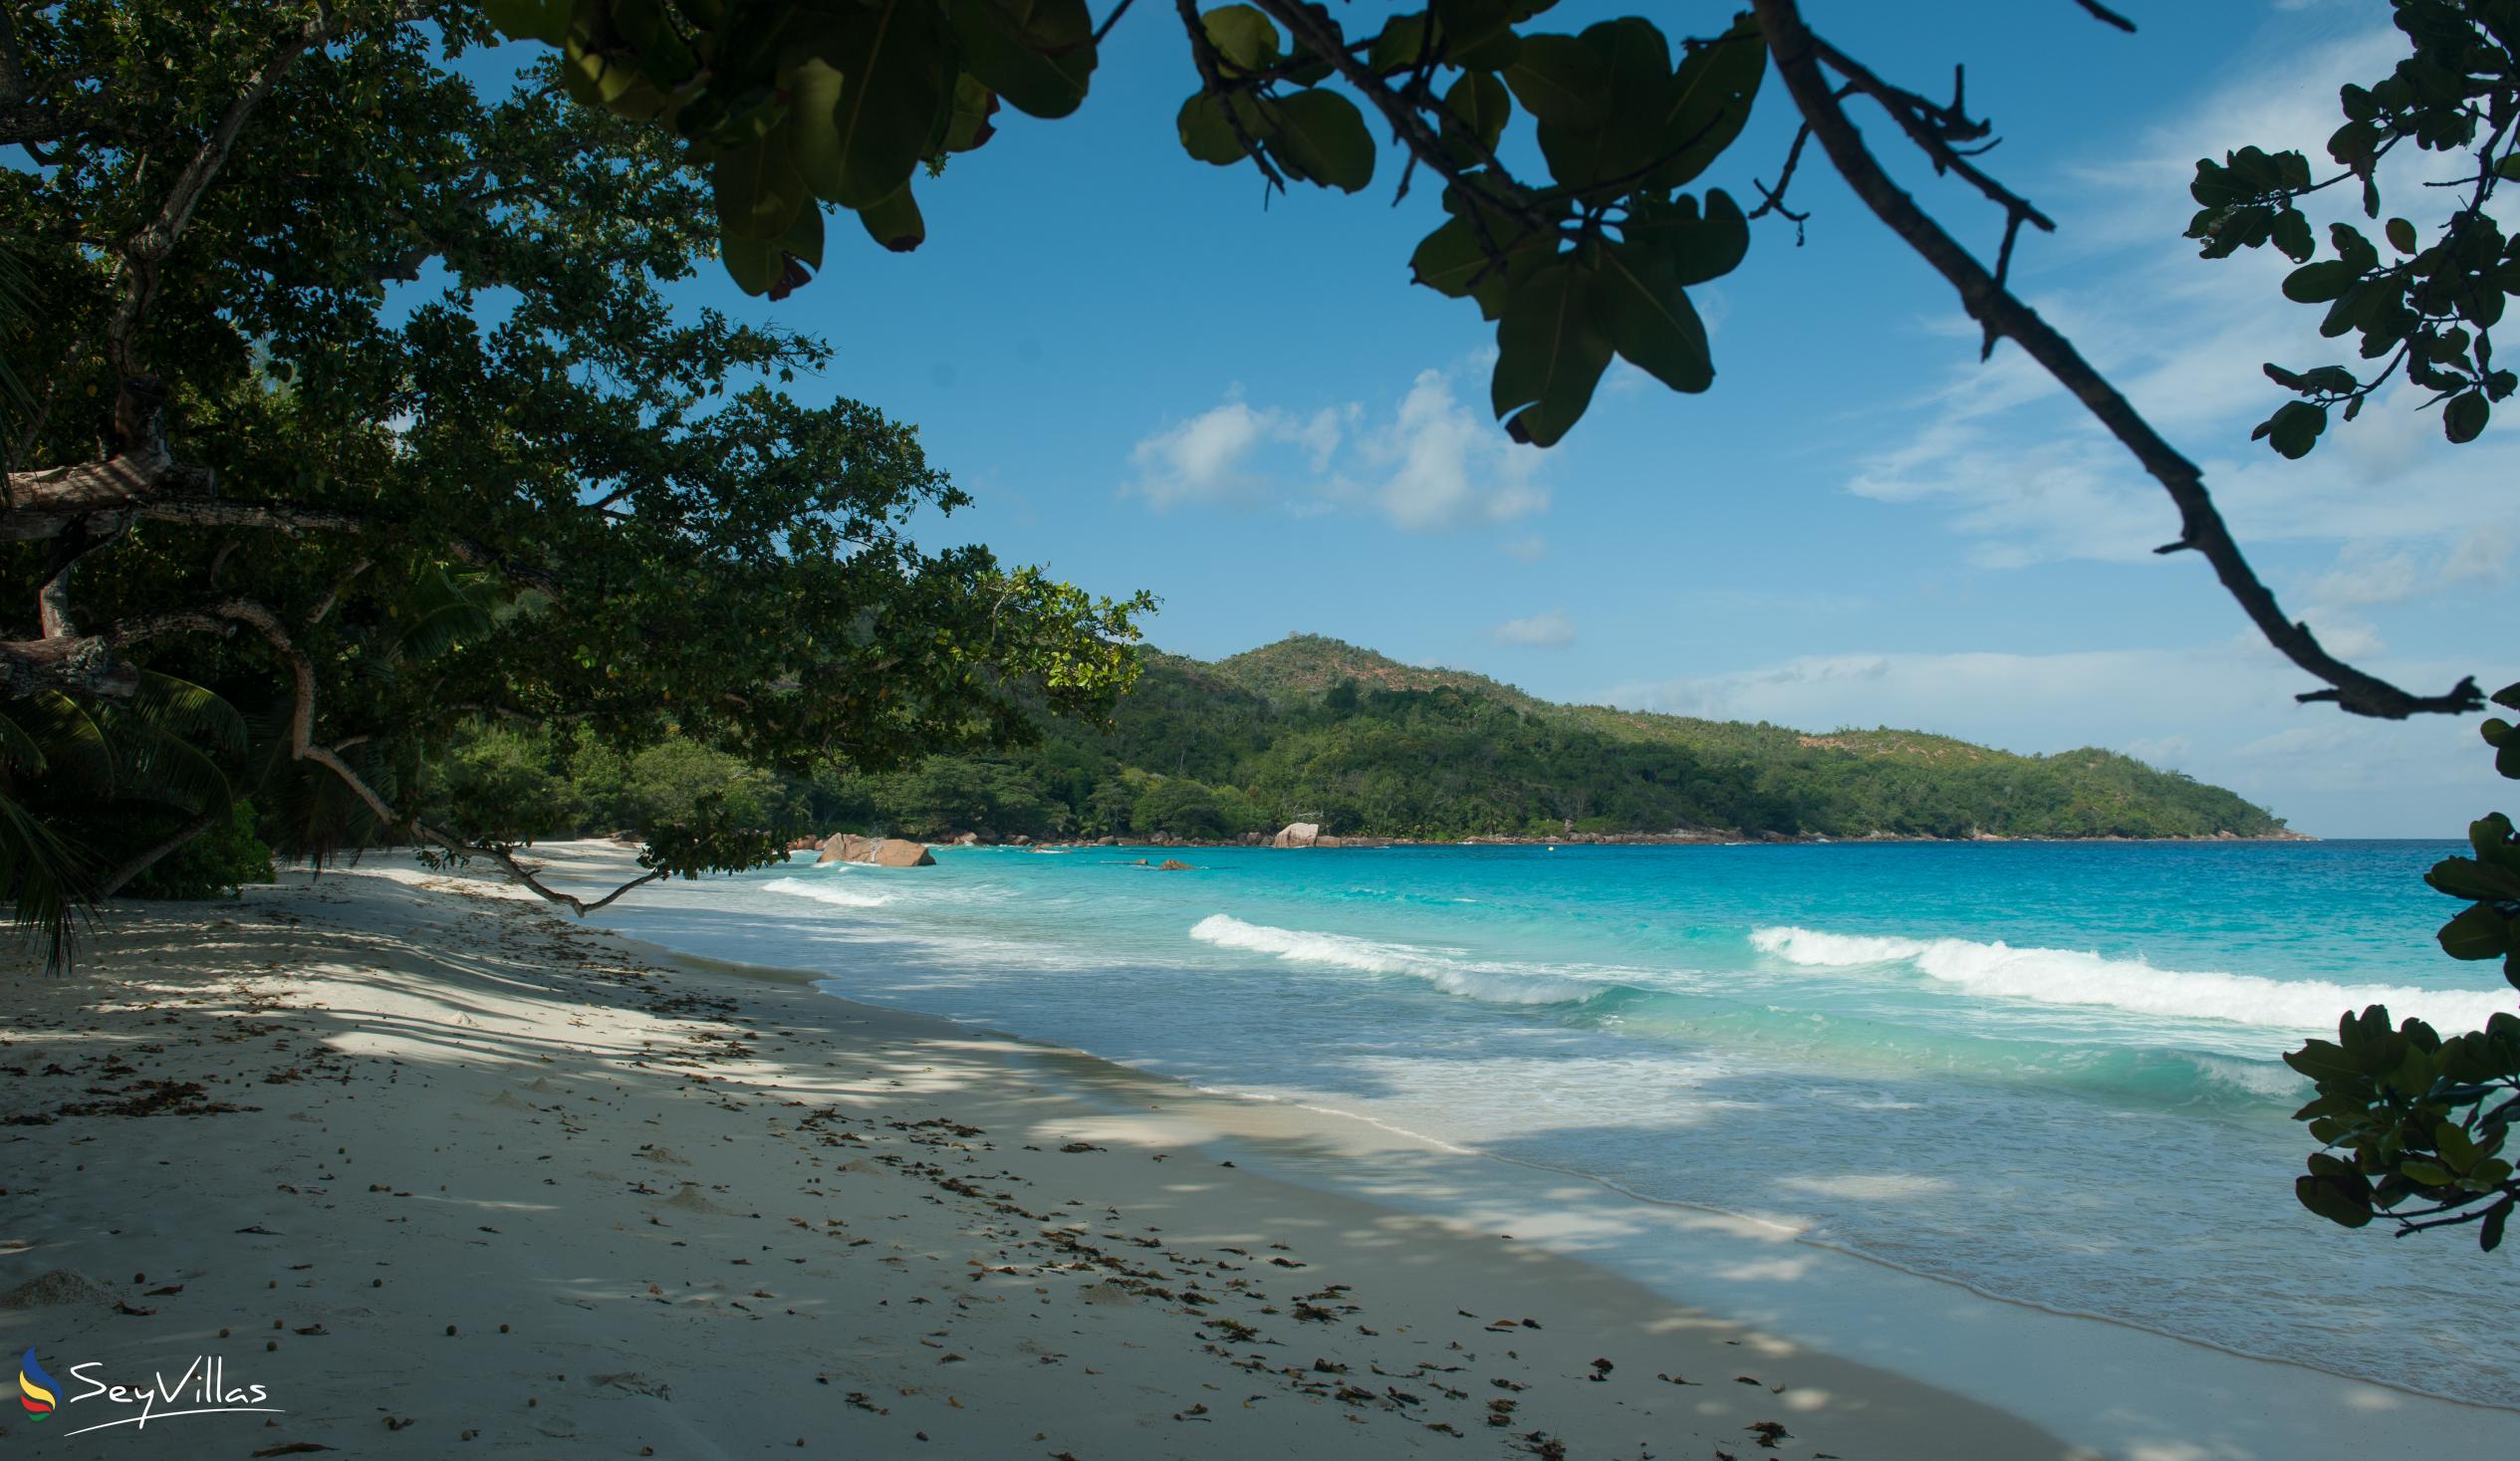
[764,876,893,909]
[1750,925,2513,1033]
[1189,913,1606,1005]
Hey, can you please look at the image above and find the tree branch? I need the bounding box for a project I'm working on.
[2072,0,2138,33]
[95,807,226,899]
[103,16,325,405]
[1750,0,2482,719]
[213,599,662,917]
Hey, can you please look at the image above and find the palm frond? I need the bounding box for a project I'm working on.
[129,670,247,752]
[0,790,95,971]
[0,709,48,776]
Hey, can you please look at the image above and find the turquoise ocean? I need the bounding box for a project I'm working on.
[588,840,2520,1404]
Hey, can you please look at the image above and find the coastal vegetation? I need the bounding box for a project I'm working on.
[415,634,2289,846]
[2182,3,2520,1251]
[0,1,1145,957]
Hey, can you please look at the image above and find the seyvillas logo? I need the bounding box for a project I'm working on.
[15,1352,284,1437]
[18,1349,57,1421]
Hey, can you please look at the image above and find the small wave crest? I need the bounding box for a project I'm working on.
[1189,913,1602,1005]
[1750,925,2513,1033]
[764,876,892,909]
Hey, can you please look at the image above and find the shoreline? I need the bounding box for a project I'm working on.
[9,845,2510,1458]
[824,830,2321,853]
[568,841,2520,1457]
[5,854,2062,1459]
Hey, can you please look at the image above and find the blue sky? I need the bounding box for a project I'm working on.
[559,1,2512,837]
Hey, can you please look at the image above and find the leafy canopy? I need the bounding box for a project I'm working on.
[485,0,1765,445]
[2187,0,2520,457]
[0,0,1146,947]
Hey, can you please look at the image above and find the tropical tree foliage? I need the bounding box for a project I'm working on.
[438,635,2291,846]
[2288,682,2520,1251]
[0,0,1145,954]
[2205,1,2520,1250]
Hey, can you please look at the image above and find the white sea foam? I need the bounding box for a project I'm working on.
[1189,913,1601,1005]
[764,876,892,909]
[1750,925,2515,1033]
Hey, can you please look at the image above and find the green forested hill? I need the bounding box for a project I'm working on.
[430,634,2290,846]
[817,635,2290,843]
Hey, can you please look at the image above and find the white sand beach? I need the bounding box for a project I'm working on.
[4,845,2513,1459]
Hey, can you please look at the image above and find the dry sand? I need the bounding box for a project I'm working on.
[2,849,2513,1459]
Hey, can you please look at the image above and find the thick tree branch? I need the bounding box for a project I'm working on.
[1751,0,2481,720]
[209,597,661,916]
[0,440,215,531]
[420,836,667,916]
[0,466,564,601]
[103,18,325,403]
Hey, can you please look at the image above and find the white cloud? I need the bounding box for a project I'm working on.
[1834,23,2520,580]
[1501,534,1549,562]
[1349,370,1548,530]
[1127,393,1348,509]
[1490,609,1575,648]
[1125,367,1546,534]
[2304,527,2510,610]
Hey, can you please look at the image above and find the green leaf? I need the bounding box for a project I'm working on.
[1622,189,1748,286]
[611,0,701,87]
[713,132,807,242]
[2284,1038,2357,1082]
[2282,260,2360,303]
[1438,72,1511,160]
[1369,15,1427,75]
[563,25,669,119]
[2426,855,2520,902]
[788,59,852,199]
[1265,90,1376,192]
[2385,216,2418,254]
[1534,19,1670,198]
[1432,0,1520,70]
[1650,14,1764,189]
[2437,1121,2480,1172]
[817,0,956,209]
[945,0,1097,121]
[945,76,1000,152]
[2295,1169,2374,1229]
[721,204,824,298]
[1175,91,1247,166]
[2399,1159,2455,1187]
[1502,34,1609,129]
[2253,400,2327,459]
[2329,222,2378,272]
[1492,261,1614,447]
[481,0,571,47]
[1598,237,1711,393]
[2445,390,2490,444]
[858,181,925,252]
[1200,4,1280,72]
[780,200,826,275]
[1411,185,1557,317]
[2484,1200,2512,1252]
[2270,208,2315,263]
[2438,902,2510,962]
[722,230,784,297]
